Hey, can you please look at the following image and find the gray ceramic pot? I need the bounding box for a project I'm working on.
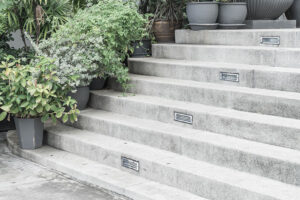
[286,0,300,27]
[14,117,44,150]
[132,39,152,57]
[90,77,107,90]
[246,0,294,20]
[218,2,247,25]
[69,86,90,110]
[187,2,219,24]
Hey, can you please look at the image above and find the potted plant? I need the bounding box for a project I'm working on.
[186,0,219,30]
[218,0,247,29]
[149,0,185,42]
[245,0,294,20]
[286,0,300,27]
[0,56,79,150]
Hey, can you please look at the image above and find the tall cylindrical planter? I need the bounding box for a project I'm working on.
[14,118,44,150]
[286,0,300,27]
[187,2,219,30]
[245,0,294,20]
[218,2,247,28]
[69,86,90,110]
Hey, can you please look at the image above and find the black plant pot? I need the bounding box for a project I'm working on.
[0,115,15,132]
[286,0,300,27]
[69,86,90,110]
[90,77,107,90]
[132,39,152,57]
[14,117,44,150]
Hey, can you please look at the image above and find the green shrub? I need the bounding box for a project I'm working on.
[0,56,79,123]
[37,0,147,89]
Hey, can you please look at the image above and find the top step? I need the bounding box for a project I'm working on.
[176,29,300,48]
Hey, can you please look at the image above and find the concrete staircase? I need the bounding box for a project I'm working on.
[8,29,300,200]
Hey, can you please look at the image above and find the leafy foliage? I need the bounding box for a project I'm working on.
[36,0,147,89]
[0,56,79,123]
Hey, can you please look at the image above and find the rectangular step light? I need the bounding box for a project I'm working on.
[219,72,239,82]
[121,156,140,172]
[174,112,193,125]
[260,36,280,46]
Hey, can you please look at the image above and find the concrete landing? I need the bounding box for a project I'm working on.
[0,142,127,200]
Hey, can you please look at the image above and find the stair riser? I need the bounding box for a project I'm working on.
[128,60,300,93]
[71,114,300,185]
[46,131,281,200]
[152,45,300,68]
[110,78,300,120]
[176,29,300,47]
[89,93,300,151]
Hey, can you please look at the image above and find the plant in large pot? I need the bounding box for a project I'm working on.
[245,0,294,20]
[0,56,79,150]
[149,0,185,43]
[186,0,219,30]
[286,0,300,27]
[218,0,247,29]
[37,0,144,104]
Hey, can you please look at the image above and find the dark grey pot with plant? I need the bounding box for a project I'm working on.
[286,0,300,27]
[14,118,44,149]
[187,0,219,30]
[90,77,107,90]
[218,0,247,29]
[69,87,90,110]
[132,39,152,57]
[0,57,79,150]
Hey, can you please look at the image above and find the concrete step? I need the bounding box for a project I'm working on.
[128,57,300,93]
[7,132,204,200]
[176,29,300,47]
[41,124,300,200]
[109,74,300,120]
[71,109,300,185]
[89,90,300,151]
[152,44,300,68]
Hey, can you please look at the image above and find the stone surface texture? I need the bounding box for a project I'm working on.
[6,29,300,200]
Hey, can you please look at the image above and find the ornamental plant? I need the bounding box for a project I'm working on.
[0,56,80,123]
[37,0,147,89]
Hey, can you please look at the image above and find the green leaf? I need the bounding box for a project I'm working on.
[1,104,11,112]
[62,114,68,123]
[0,112,7,121]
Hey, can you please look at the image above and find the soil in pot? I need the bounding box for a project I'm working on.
[187,1,219,30]
[132,39,152,57]
[218,2,247,26]
[14,118,44,150]
[90,77,107,90]
[152,20,181,43]
[69,86,90,110]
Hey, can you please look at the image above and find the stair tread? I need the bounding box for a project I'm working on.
[128,73,300,100]
[7,132,205,200]
[45,123,300,200]
[92,90,300,129]
[129,57,300,73]
[79,108,300,165]
[153,43,300,51]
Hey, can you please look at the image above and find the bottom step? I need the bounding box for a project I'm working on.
[6,131,205,200]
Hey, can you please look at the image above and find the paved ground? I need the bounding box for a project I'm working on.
[0,135,127,200]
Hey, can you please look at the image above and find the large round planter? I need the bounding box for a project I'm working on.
[90,77,107,90]
[286,0,300,27]
[152,20,181,43]
[132,39,152,57]
[245,0,294,20]
[187,2,219,26]
[14,117,43,150]
[69,86,90,110]
[218,2,247,25]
